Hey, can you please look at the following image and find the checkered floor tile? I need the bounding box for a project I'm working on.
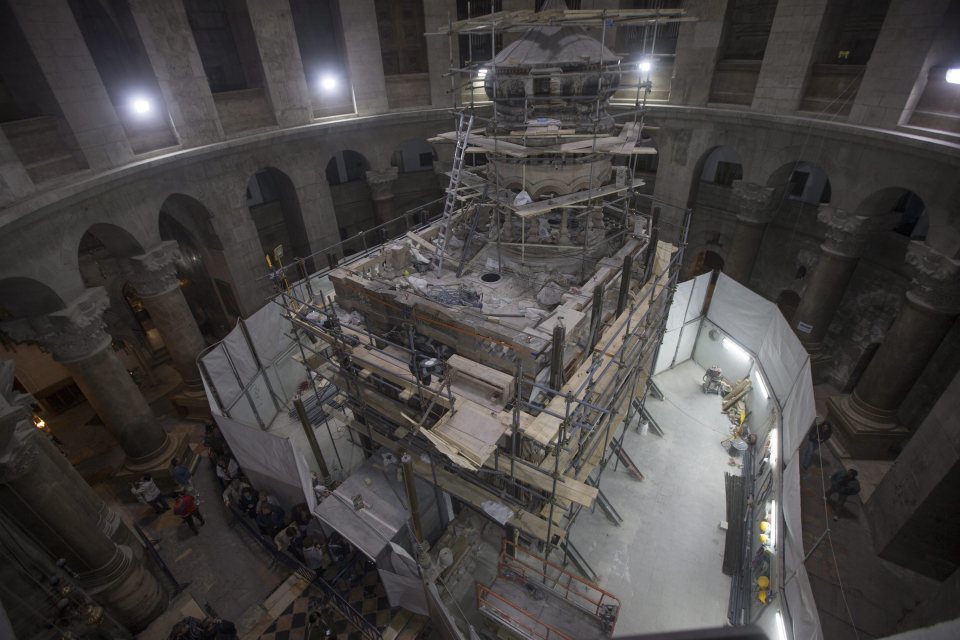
[258,561,401,640]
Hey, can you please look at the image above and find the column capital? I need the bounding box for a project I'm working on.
[818,205,870,257]
[1,288,111,362]
[732,180,776,224]
[366,167,399,201]
[0,361,40,483]
[125,241,182,298]
[905,241,960,314]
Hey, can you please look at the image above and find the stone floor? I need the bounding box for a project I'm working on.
[103,428,289,631]
[798,431,939,639]
[576,360,735,636]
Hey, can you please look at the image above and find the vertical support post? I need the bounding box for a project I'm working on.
[616,254,633,316]
[294,398,331,482]
[401,453,425,546]
[550,323,566,392]
[588,284,604,351]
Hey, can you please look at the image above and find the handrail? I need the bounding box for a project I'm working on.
[226,506,382,640]
[476,583,572,640]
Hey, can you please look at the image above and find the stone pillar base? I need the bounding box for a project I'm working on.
[826,395,911,460]
[807,348,833,385]
[117,432,197,494]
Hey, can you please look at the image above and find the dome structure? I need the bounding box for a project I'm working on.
[483,0,622,132]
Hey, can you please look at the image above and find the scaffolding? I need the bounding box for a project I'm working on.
[257,4,695,638]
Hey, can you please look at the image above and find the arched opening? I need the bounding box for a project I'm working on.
[684,146,743,275]
[76,224,161,385]
[856,188,928,241]
[776,290,801,324]
[160,194,238,335]
[766,161,832,206]
[689,249,725,278]
[0,278,84,418]
[391,139,437,174]
[325,150,376,240]
[246,168,312,271]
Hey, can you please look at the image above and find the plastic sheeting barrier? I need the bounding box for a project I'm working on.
[655,272,712,374]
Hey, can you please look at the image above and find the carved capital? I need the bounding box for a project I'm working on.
[905,241,960,313]
[0,288,112,362]
[732,180,776,225]
[818,205,870,257]
[365,167,399,201]
[125,241,181,298]
[0,361,40,483]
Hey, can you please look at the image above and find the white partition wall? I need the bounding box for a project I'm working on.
[658,273,822,640]
[655,272,712,374]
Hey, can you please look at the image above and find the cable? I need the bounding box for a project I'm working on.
[814,440,860,639]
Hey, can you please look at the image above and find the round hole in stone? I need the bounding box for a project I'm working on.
[481,273,501,284]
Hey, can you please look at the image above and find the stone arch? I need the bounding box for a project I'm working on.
[159,194,234,338]
[325,150,376,239]
[78,223,145,259]
[391,138,437,174]
[765,161,832,206]
[855,187,928,241]
[698,146,744,188]
[0,277,65,319]
[325,150,371,186]
[246,167,312,268]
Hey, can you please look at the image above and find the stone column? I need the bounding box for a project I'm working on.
[246,0,313,128]
[0,127,33,206]
[724,180,776,285]
[423,0,458,108]
[366,167,400,234]
[847,0,953,129]
[125,242,206,389]
[128,0,224,147]
[338,0,388,115]
[1,288,171,465]
[668,0,729,107]
[793,206,869,354]
[751,0,829,113]
[827,242,960,459]
[0,365,167,631]
[8,0,133,170]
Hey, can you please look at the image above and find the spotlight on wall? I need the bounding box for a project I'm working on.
[477,67,488,79]
[722,337,751,361]
[320,74,338,92]
[946,68,960,85]
[130,96,152,115]
[638,59,653,73]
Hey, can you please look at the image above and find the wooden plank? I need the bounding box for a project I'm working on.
[490,454,597,508]
[448,354,513,400]
[513,183,631,218]
[436,131,530,157]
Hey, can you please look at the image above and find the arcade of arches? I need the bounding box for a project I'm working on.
[0,1,959,639]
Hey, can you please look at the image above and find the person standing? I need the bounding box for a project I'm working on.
[131,475,169,514]
[825,468,860,519]
[170,458,195,495]
[801,420,833,471]
[174,492,206,535]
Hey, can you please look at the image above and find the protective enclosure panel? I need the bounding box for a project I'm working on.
[655,273,711,374]
[244,301,290,364]
[707,274,774,355]
[215,414,309,509]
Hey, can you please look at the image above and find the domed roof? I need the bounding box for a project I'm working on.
[491,0,619,68]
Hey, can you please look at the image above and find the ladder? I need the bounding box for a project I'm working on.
[436,112,474,274]
[610,439,645,481]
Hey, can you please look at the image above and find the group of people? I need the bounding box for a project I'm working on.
[801,419,862,519]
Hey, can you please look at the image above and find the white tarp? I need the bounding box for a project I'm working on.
[655,272,712,374]
[699,273,821,640]
[215,414,310,509]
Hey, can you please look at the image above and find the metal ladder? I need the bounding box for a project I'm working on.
[436,112,474,274]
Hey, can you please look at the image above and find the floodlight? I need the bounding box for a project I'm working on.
[721,337,751,360]
[321,74,338,91]
[946,68,960,84]
[638,59,652,73]
[130,96,152,115]
[775,610,788,640]
[755,372,770,399]
[477,68,488,79]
